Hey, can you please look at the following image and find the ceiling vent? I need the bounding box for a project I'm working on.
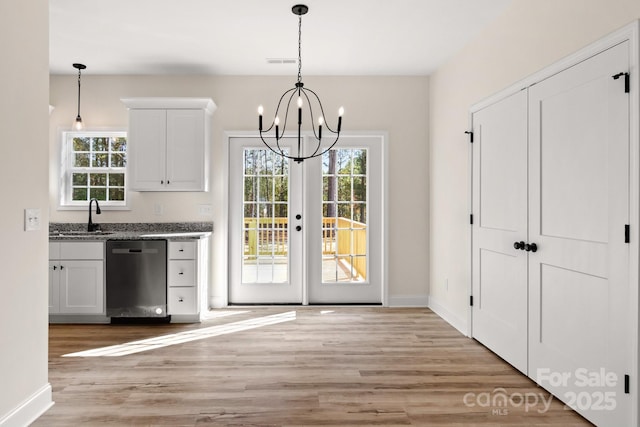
[266,58,297,65]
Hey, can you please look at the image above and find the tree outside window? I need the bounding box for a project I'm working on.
[61,131,127,208]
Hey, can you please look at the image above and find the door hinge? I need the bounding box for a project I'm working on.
[470,295,474,307]
[625,224,630,243]
[470,214,474,225]
[612,72,630,93]
[625,374,630,394]
[465,131,474,143]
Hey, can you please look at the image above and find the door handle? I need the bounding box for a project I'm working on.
[513,241,525,250]
[525,243,538,252]
[296,225,302,231]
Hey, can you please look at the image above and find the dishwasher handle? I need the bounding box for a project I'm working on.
[111,248,160,254]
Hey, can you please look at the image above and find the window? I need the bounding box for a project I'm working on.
[60,131,127,208]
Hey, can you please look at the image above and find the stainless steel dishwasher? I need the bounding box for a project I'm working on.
[106,240,167,319]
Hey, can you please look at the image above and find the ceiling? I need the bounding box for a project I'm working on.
[50,0,513,76]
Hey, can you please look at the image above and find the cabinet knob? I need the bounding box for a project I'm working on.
[60,265,64,270]
[525,243,538,253]
[179,272,184,275]
[161,180,164,184]
[53,265,57,270]
[178,297,184,302]
[296,225,302,232]
[513,241,525,250]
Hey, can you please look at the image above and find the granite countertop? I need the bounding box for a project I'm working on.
[49,222,213,241]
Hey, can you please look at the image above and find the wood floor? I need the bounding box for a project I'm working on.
[34,307,591,426]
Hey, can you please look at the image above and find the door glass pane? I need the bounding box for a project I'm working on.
[242,148,289,283]
[321,148,368,283]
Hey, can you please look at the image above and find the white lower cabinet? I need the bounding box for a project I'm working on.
[167,238,209,322]
[49,242,104,315]
[168,287,197,315]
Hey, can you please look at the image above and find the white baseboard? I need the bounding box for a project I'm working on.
[428,296,468,336]
[209,295,227,309]
[0,383,53,427]
[387,295,429,307]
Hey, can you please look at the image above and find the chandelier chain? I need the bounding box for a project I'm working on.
[297,15,302,84]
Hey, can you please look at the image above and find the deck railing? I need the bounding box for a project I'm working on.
[244,217,367,278]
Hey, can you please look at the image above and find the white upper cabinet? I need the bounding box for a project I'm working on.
[122,98,216,192]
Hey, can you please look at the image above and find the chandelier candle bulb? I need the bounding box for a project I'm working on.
[318,116,324,139]
[258,105,264,131]
[338,107,344,133]
[275,116,280,140]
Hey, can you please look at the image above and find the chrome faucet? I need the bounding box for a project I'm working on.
[88,198,102,232]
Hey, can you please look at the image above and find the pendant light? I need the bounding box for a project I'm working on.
[72,63,86,131]
[258,4,344,163]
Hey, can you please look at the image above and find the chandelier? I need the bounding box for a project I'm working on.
[258,4,344,163]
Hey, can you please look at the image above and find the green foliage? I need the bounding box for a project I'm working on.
[243,149,289,219]
[322,149,367,223]
[68,133,127,203]
[242,148,367,223]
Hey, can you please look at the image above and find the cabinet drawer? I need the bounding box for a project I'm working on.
[49,242,61,259]
[168,260,196,287]
[169,241,196,259]
[60,242,104,260]
[168,287,197,315]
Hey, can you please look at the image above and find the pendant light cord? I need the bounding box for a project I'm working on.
[76,67,82,117]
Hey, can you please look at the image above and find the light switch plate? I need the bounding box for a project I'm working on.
[198,204,213,216]
[25,208,41,231]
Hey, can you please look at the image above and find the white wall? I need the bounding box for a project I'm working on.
[429,0,640,332]
[0,0,52,425]
[49,75,430,305]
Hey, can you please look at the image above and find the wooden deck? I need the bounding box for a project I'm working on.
[34,307,591,426]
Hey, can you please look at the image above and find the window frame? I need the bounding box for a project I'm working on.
[59,130,130,210]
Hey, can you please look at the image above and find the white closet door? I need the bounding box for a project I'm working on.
[529,41,631,426]
[471,90,529,374]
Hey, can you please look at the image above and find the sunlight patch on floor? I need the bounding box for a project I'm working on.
[63,311,297,357]
[200,309,249,320]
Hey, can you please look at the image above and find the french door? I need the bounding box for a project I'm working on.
[229,137,303,303]
[228,135,383,304]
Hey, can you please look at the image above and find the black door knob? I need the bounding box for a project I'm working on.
[525,243,538,252]
[296,225,302,231]
[513,241,525,250]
